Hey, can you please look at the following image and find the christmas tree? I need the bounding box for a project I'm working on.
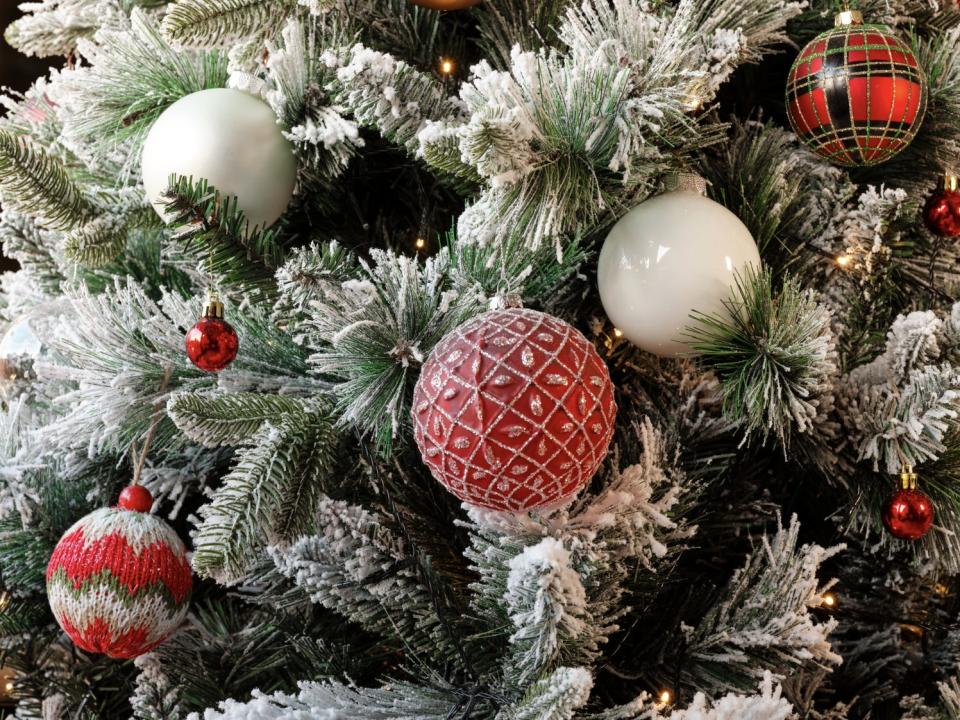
[4,0,960,717]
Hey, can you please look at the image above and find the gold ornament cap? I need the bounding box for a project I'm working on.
[900,465,919,490]
[203,293,225,319]
[835,9,864,27]
[938,173,960,192]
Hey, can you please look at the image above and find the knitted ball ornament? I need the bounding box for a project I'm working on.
[412,307,616,512]
[785,10,926,167]
[46,488,192,659]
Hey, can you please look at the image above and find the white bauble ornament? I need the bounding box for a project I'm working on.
[141,88,297,230]
[0,317,42,358]
[598,189,760,357]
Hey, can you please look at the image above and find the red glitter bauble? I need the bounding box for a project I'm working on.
[185,317,238,372]
[785,11,926,167]
[118,484,154,513]
[412,307,616,512]
[923,183,960,238]
[882,487,934,540]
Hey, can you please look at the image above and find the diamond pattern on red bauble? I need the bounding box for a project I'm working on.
[412,308,616,512]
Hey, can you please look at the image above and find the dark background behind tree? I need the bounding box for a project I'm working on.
[0,4,51,274]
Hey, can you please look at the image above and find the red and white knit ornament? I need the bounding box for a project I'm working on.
[46,487,192,659]
[412,307,616,512]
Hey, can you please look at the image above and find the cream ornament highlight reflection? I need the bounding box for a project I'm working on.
[597,188,760,357]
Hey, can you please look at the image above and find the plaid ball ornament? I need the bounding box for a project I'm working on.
[46,487,192,659]
[412,307,616,512]
[786,10,926,167]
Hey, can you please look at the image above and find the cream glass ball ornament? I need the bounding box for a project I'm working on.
[597,187,761,357]
[141,88,297,230]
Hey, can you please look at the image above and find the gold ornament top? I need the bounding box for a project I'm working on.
[835,9,864,27]
[899,466,919,490]
[939,173,960,192]
[203,293,225,319]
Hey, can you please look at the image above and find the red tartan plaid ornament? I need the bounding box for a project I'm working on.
[786,10,927,167]
[412,306,616,513]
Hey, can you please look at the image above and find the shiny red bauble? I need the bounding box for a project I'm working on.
[923,179,960,238]
[118,484,154,513]
[412,307,617,512]
[186,317,238,372]
[882,487,934,540]
[786,11,926,167]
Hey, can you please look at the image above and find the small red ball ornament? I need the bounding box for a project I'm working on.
[118,484,154,512]
[185,294,238,372]
[923,174,960,238]
[46,486,192,658]
[882,468,934,540]
[786,10,927,167]
[412,306,617,512]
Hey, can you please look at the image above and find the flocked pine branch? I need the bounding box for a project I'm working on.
[190,678,472,720]
[687,269,839,448]
[63,215,127,268]
[2,0,111,57]
[191,404,337,584]
[498,666,592,720]
[162,0,295,47]
[270,497,467,668]
[296,245,480,452]
[160,176,286,299]
[684,515,842,694]
[60,9,229,175]
[0,128,94,231]
[329,43,465,154]
[840,305,960,473]
[475,0,569,69]
[168,391,313,448]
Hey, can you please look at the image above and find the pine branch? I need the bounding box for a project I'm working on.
[61,9,229,172]
[64,216,127,269]
[0,129,94,231]
[191,408,338,584]
[2,0,105,57]
[194,679,466,719]
[684,516,842,694]
[167,391,312,448]
[329,43,465,154]
[299,246,481,453]
[687,269,839,448]
[271,497,468,669]
[161,176,285,299]
[498,667,593,720]
[476,0,568,69]
[162,0,295,47]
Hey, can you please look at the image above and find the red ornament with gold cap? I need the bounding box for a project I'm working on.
[882,466,935,541]
[786,9,927,167]
[45,485,192,659]
[185,293,239,373]
[923,173,960,238]
[411,301,617,513]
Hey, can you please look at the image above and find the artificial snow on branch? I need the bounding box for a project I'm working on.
[684,515,842,694]
[688,269,839,448]
[162,0,295,48]
[191,406,337,584]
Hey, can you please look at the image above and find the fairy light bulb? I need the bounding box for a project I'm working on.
[415,237,426,250]
[659,690,673,704]
[822,592,837,609]
[439,57,456,76]
[613,327,623,338]
[836,254,852,268]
